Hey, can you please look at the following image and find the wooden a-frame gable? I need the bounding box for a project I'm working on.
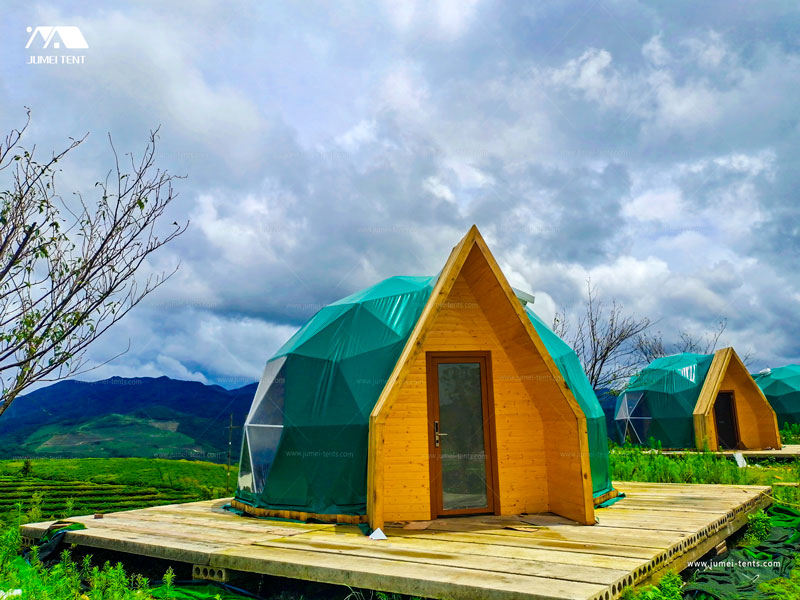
[693,347,781,451]
[367,225,595,530]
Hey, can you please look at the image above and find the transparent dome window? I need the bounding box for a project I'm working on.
[245,424,284,494]
[247,357,286,426]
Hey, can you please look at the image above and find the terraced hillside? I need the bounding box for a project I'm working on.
[0,476,199,519]
[0,457,232,525]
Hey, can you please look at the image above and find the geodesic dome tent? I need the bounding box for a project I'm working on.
[754,365,800,429]
[615,353,714,447]
[235,275,435,517]
[234,226,615,528]
[616,349,781,451]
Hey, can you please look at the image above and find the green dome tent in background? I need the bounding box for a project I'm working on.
[616,349,781,451]
[755,365,800,428]
[615,353,714,448]
[236,274,614,518]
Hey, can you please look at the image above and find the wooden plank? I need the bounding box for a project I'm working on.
[306,527,652,567]
[21,523,223,565]
[30,517,293,546]
[251,534,634,587]
[212,544,611,600]
[386,525,682,548]
[392,524,685,555]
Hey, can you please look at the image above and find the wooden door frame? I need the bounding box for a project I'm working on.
[425,351,500,518]
[713,390,741,450]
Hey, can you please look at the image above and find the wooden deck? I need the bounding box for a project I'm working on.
[21,482,770,600]
[661,444,800,459]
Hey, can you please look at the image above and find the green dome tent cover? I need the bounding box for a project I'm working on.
[525,308,613,498]
[615,353,714,448]
[755,365,800,428]
[236,275,613,516]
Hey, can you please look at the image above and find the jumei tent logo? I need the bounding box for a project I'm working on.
[25,26,88,49]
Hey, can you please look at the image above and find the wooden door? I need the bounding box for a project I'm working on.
[714,391,739,450]
[427,352,497,517]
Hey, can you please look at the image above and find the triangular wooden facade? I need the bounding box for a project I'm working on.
[367,226,595,529]
[693,347,781,451]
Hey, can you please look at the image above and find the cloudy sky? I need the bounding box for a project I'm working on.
[3,1,799,388]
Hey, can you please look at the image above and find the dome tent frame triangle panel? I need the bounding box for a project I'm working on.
[272,303,353,360]
[755,366,800,428]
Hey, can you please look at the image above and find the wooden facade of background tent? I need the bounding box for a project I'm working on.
[367,225,595,530]
[693,347,781,452]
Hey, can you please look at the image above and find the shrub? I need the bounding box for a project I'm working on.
[621,571,683,600]
[741,510,772,547]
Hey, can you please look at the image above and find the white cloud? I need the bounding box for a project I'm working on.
[336,120,378,152]
[684,30,728,68]
[435,0,481,38]
[423,176,455,201]
[381,0,480,38]
[712,151,776,177]
[646,70,718,132]
[445,158,494,189]
[380,62,430,114]
[551,48,623,107]
[623,188,685,223]
[588,256,672,296]
[642,34,671,66]
[381,0,417,31]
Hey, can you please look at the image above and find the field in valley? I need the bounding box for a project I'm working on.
[0,457,232,525]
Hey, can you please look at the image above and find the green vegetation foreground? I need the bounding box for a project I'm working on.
[0,458,234,599]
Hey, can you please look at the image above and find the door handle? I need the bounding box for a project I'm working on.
[434,420,448,448]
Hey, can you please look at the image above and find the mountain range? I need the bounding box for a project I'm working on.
[0,376,257,461]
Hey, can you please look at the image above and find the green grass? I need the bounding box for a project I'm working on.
[6,451,800,599]
[611,444,800,486]
[0,476,199,524]
[780,423,800,445]
[759,554,800,598]
[611,444,800,508]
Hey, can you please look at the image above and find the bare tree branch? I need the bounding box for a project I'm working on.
[0,112,187,417]
[556,279,650,390]
[634,319,732,365]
